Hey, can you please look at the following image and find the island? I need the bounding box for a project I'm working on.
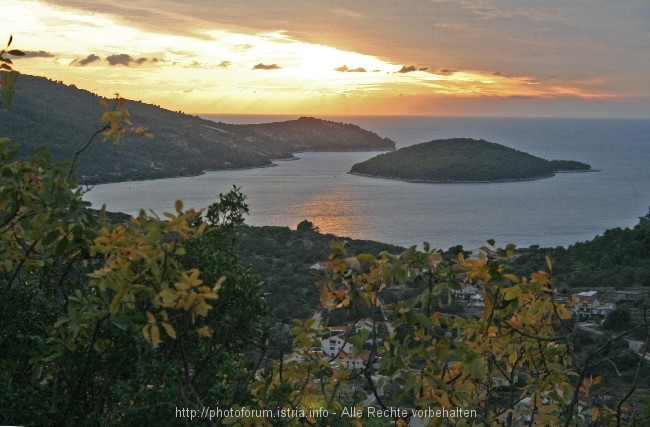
[349,138,591,183]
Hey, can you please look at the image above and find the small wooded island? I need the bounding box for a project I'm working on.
[349,138,592,183]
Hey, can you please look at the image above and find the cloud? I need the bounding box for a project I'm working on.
[23,50,55,58]
[435,68,457,75]
[105,54,158,66]
[396,65,428,73]
[252,63,281,70]
[71,54,101,66]
[218,60,231,68]
[335,65,367,73]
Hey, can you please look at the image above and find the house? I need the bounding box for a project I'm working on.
[450,284,478,300]
[571,291,600,318]
[616,290,646,301]
[353,318,375,334]
[321,327,353,357]
[468,293,484,307]
[310,261,329,271]
[338,350,371,370]
[320,325,375,370]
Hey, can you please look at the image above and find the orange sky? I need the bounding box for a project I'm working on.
[5,0,650,117]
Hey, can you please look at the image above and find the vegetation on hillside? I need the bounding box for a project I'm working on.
[350,138,591,183]
[511,208,650,289]
[1,75,395,184]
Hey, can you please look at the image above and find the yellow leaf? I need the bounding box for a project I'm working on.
[503,273,519,283]
[508,351,518,366]
[555,304,572,320]
[213,276,226,293]
[109,288,125,314]
[175,200,183,213]
[546,255,553,273]
[151,324,161,347]
[196,325,212,337]
[162,322,177,339]
[142,324,151,341]
[146,310,156,324]
[591,407,599,422]
[503,286,522,301]
[345,256,361,272]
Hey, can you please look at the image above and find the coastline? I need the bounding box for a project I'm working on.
[77,149,389,185]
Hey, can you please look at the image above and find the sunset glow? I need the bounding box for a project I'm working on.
[5,0,649,117]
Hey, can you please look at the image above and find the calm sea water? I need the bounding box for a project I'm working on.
[83,116,650,251]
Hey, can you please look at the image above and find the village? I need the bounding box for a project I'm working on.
[306,260,650,425]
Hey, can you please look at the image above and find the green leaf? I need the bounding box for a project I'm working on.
[488,275,512,288]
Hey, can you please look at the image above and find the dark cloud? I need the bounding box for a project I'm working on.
[71,54,101,66]
[397,65,417,73]
[106,54,133,66]
[335,65,367,72]
[105,54,158,66]
[436,68,458,75]
[23,50,55,58]
[218,60,231,68]
[252,63,281,70]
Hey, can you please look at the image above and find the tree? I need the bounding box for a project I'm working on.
[297,219,319,233]
[602,309,633,332]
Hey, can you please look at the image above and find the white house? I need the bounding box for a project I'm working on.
[320,325,373,370]
[572,291,600,318]
[450,284,478,300]
[321,327,354,357]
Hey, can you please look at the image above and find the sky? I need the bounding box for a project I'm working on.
[4,0,650,117]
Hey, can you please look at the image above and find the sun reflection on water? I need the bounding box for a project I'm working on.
[290,189,368,238]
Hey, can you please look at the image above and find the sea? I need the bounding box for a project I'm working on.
[82,116,650,251]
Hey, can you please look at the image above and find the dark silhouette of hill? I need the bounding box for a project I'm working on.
[1,75,395,183]
[350,138,590,183]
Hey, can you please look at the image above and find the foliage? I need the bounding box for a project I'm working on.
[297,219,319,233]
[0,63,267,424]
[0,35,24,106]
[0,132,268,424]
[350,138,591,183]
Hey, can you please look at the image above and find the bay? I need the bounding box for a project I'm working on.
[82,116,650,250]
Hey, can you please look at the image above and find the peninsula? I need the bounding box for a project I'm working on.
[349,138,591,183]
[3,75,395,184]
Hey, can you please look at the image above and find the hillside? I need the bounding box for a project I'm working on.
[0,75,395,183]
[350,137,591,183]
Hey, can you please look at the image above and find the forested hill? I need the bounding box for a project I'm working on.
[0,75,395,183]
[350,138,591,183]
